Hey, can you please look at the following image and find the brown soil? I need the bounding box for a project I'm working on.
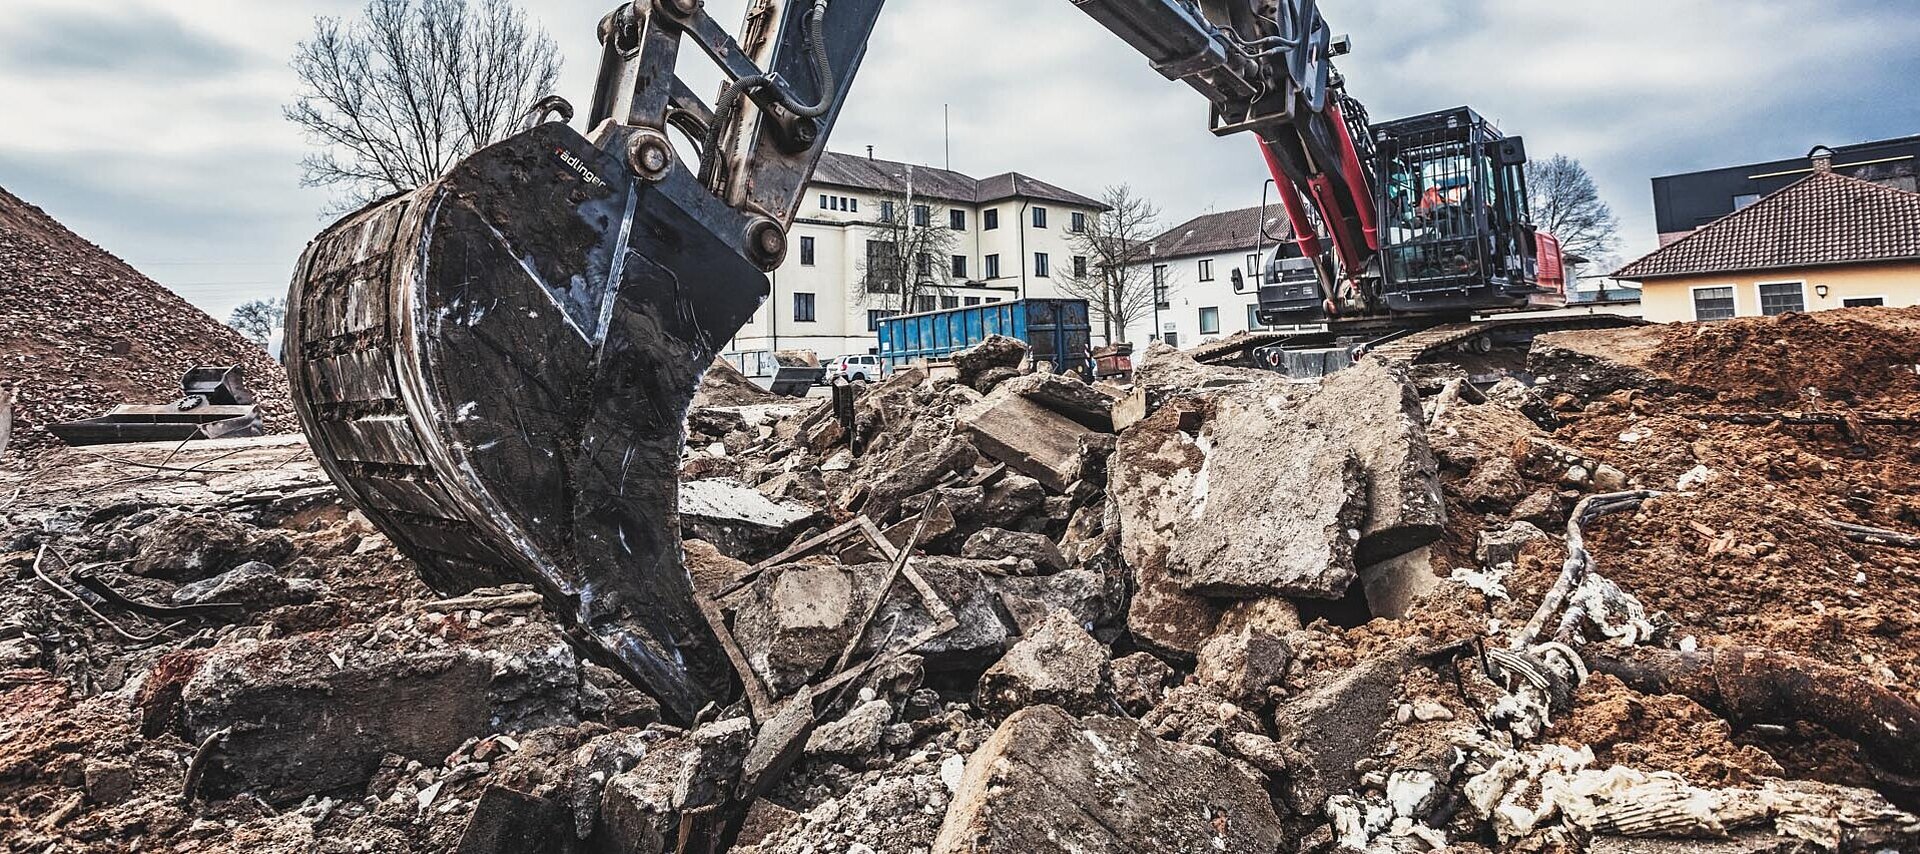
[1651,307,1920,408]
[1556,673,1784,786]
[0,185,296,452]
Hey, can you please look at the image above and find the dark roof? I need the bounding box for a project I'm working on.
[811,151,1105,210]
[1146,205,1287,260]
[1617,168,1920,281]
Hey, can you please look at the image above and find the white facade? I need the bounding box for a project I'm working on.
[1135,247,1305,347]
[725,155,1106,368]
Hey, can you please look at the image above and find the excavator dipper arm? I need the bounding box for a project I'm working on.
[285,0,1369,721]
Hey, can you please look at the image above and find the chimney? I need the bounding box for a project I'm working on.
[1810,145,1835,174]
[867,145,875,160]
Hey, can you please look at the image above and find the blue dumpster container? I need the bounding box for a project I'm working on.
[876,299,1092,375]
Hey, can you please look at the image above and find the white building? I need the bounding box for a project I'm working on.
[1130,205,1310,348]
[726,151,1107,368]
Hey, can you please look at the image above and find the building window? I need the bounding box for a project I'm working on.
[819,194,828,210]
[1073,256,1088,278]
[1759,282,1805,316]
[1034,253,1051,278]
[941,295,960,309]
[916,252,933,279]
[985,297,1002,303]
[866,240,899,291]
[1247,253,1262,279]
[914,204,931,228]
[1844,296,1886,308]
[1071,211,1087,233]
[950,209,967,231]
[1733,193,1762,211]
[1163,331,1179,347]
[881,201,896,222]
[914,294,937,313]
[1032,207,1048,229]
[984,209,1000,230]
[965,296,982,306]
[1153,264,1169,309]
[1246,304,1266,330]
[1692,286,1735,321]
[1197,259,1214,281]
[800,236,816,266]
[867,309,896,331]
[794,292,817,322]
[985,254,1001,279]
[952,255,968,279]
[850,198,858,213]
[1198,307,1220,335]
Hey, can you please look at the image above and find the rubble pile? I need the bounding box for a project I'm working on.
[3,313,1920,853]
[0,186,295,453]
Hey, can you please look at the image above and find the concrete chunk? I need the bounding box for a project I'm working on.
[1109,405,1225,657]
[956,389,1096,493]
[931,706,1284,854]
[976,610,1112,718]
[998,371,1116,432]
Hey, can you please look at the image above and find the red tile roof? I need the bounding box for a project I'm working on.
[1617,168,1920,281]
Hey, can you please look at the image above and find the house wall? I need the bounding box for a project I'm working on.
[1128,247,1318,347]
[1636,262,1920,323]
[726,186,1101,366]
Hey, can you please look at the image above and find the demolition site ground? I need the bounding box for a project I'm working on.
[2,181,1920,854]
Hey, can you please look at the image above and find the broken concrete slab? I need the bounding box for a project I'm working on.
[1159,386,1369,599]
[180,621,582,804]
[1195,627,1294,711]
[597,717,752,854]
[129,511,294,580]
[996,567,1126,637]
[932,705,1284,854]
[1308,361,1446,566]
[997,371,1116,432]
[678,478,820,560]
[1270,649,1414,819]
[1357,546,1443,620]
[805,698,892,758]
[1109,404,1225,657]
[976,610,1112,718]
[455,785,568,854]
[960,527,1066,575]
[731,557,1025,692]
[950,335,1029,385]
[956,389,1096,494]
[170,561,325,610]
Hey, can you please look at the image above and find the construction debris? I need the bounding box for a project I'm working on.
[3,307,1920,853]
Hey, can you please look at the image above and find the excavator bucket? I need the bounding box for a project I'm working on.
[284,122,768,720]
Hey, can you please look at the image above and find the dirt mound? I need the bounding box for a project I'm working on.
[1651,307,1920,408]
[0,186,295,453]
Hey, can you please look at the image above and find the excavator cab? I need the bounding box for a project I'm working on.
[1373,106,1556,314]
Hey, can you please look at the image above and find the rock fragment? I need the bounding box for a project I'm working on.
[976,610,1111,718]
[955,388,1096,493]
[932,705,1284,854]
[960,527,1066,574]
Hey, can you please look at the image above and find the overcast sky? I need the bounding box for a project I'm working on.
[3,0,1917,322]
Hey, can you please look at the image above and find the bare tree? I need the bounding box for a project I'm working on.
[857,190,961,315]
[1527,154,1620,271]
[285,0,562,212]
[228,298,288,345]
[1058,185,1161,344]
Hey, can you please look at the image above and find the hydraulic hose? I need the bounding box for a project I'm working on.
[698,0,833,186]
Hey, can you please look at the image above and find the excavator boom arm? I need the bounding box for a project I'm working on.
[283,0,1384,721]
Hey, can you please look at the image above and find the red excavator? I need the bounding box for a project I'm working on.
[284,0,1606,718]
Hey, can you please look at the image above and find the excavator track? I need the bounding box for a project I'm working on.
[1364,314,1645,369]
